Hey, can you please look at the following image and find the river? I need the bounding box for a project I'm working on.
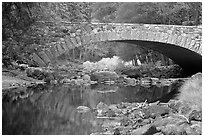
[2,82,181,135]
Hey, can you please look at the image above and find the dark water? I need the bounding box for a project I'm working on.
[2,82,181,135]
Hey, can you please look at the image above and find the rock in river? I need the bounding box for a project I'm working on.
[90,71,119,82]
[77,106,91,113]
[142,104,170,119]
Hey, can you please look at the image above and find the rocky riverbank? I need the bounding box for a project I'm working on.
[2,69,45,90]
[90,99,201,135]
[89,73,202,135]
[6,63,187,87]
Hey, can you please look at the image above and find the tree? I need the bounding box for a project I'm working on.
[50,2,92,23]
[92,2,202,25]
[91,2,120,22]
[2,2,93,66]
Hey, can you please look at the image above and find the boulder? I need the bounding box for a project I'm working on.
[131,124,158,135]
[142,105,170,119]
[159,124,187,135]
[152,116,188,131]
[77,106,91,113]
[188,110,202,122]
[124,77,137,85]
[191,72,202,79]
[122,69,142,78]
[82,74,91,81]
[60,78,71,83]
[96,102,109,116]
[90,71,119,82]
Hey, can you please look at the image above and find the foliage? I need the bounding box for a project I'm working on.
[93,2,202,25]
[91,2,120,22]
[115,43,145,62]
[115,2,161,24]
[50,2,92,23]
[83,56,123,72]
[2,2,93,67]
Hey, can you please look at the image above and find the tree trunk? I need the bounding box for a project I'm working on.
[161,54,166,66]
[169,58,174,65]
[72,49,75,60]
[132,59,135,66]
[79,49,82,61]
[145,55,149,64]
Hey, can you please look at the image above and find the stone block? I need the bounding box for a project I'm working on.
[82,35,91,45]
[195,43,201,52]
[190,43,199,51]
[56,43,65,55]
[147,31,154,41]
[90,33,97,43]
[168,34,178,45]
[84,25,92,33]
[121,30,131,40]
[179,36,187,47]
[107,32,112,40]
[138,31,144,40]
[167,34,174,44]
[70,37,78,47]
[154,32,162,42]
[147,31,155,42]
[32,53,47,67]
[171,34,179,45]
[197,45,202,54]
[64,37,74,49]
[44,48,54,61]
[185,37,192,49]
[100,32,108,41]
[81,35,87,45]
[131,29,140,40]
[107,31,119,41]
[75,36,82,46]
[142,31,149,41]
[160,33,169,43]
[189,39,196,49]
[153,32,158,41]
[38,50,51,65]
[95,33,102,41]
[158,32,165,43]
[50,45,59,58]
[60,41,69,51]
[175,35,183,46]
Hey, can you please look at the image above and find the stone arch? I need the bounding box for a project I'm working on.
[30,23,202,75]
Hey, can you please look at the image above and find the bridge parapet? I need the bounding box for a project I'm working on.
[81,23,201,53]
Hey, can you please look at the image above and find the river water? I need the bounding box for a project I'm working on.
[2,82,181,135]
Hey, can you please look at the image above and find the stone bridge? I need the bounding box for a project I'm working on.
[30,22,202,75]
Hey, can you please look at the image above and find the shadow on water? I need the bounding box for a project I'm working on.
[2,82,182,135]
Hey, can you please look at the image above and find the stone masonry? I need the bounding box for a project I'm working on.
[30,22,202,67]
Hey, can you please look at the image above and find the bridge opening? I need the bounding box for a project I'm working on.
[113,40,202,76]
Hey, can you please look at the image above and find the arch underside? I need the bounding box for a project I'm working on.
[30,37,201,76]
[114,40,202,76]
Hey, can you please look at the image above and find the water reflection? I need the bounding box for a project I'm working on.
[2,82,179,135]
